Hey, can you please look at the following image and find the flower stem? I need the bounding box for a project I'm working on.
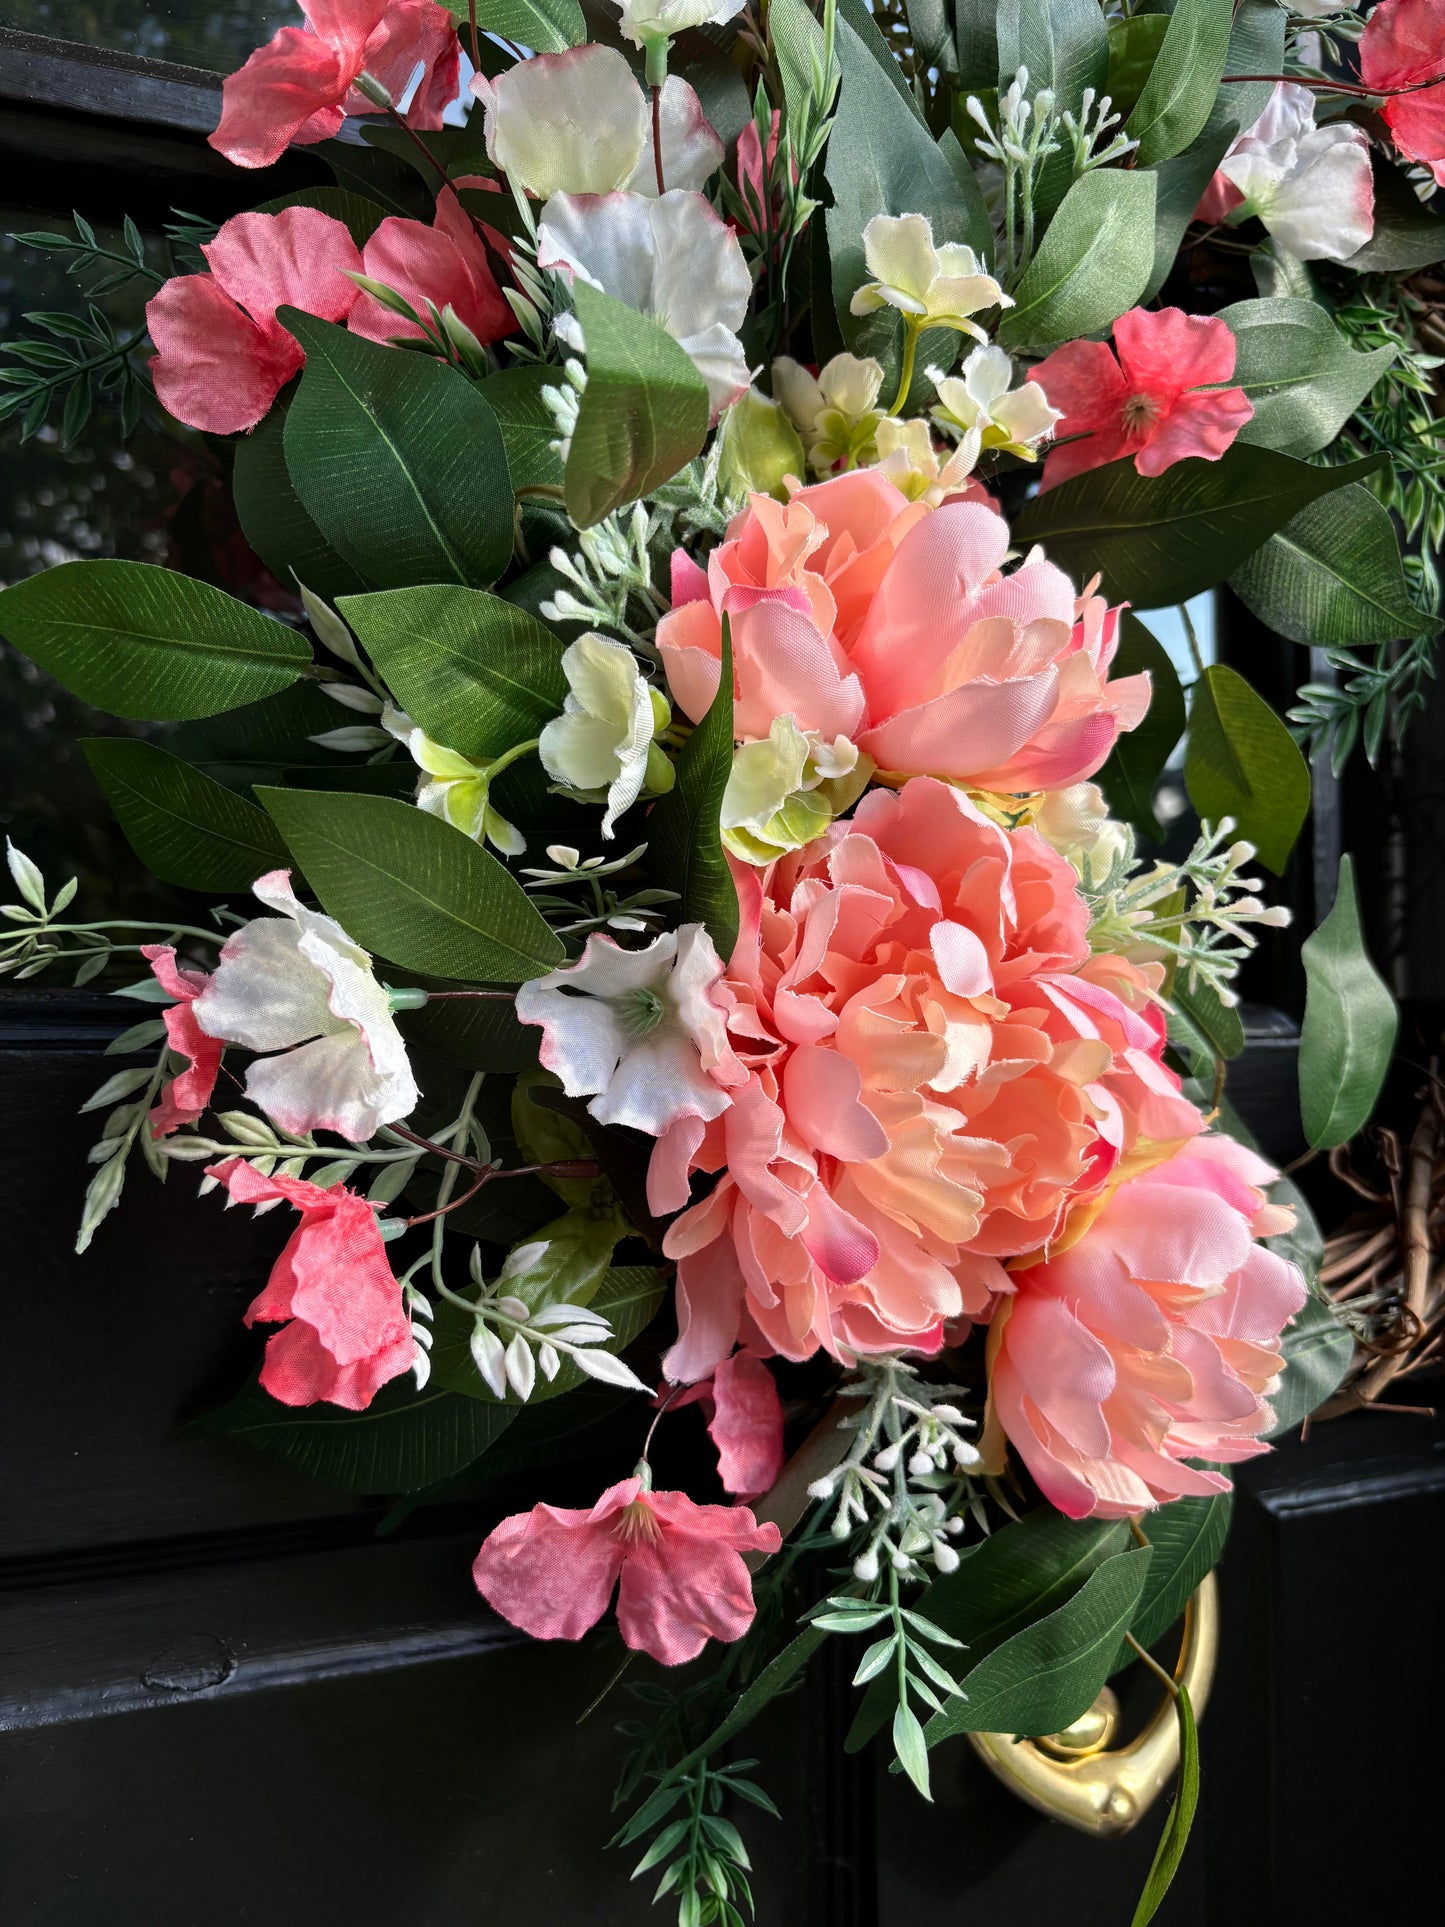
[888,319,921,416]
[467,0,481,75]
[652,85,666,196]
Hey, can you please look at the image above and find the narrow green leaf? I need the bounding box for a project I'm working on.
[997,168,1157,351]
[645,618,738,960]
[1185,664,1310,875]
[82,738,287,891]
[447,0,585,54]
[1224,298,1395,458]
[259,787,564,981]
[1106,14,1169,120]
[1299,855,1398,1149]
[1230,486,1438,648]
[892,1701,932,1800]
[1126,0,1232,166]
[1172,978,1246,1063]
[1114,1494,1232,1671]
[1095,613,1184,840]
[0,559,308,720]
[1130,1683,1199,1926]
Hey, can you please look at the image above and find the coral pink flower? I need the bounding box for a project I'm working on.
[142,945,222,1136]
[987,1136,1307,1519]
[211,0,460,170]
[672,1351,787,1497]
[657,471,1150,794]
[1361,0,1445,187]
[348,185,515,347]
[472,1474,781,1665]
[1032,307,1254,493]
[210,1157,414,1410]
[147,207,362,434]
[650,777,1202,1383]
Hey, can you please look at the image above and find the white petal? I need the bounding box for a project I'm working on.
[538,192,657,314]
[245,1029,393,1142]
[626,76,724,196]
[513,979,631,1096]
[772,354,825,432]
[486,45,646,200]
[861,213,939,303]
[676,322,752,416]
[194,916,335,1054]
[647,191,751,339]
[294,927,418,1123]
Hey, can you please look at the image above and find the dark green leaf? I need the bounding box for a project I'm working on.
[1224,298,1395,458]
[1095,613,1184,839]
[564,282,710,530]
[82,738,288,891]
[231,398,369,603]
[1266,1292,1354,1438]
[1344,155,1445,273]
[168,681,363,773]
[1126,0,1232,166]
[1106,14,1169,120]
[1114,1494,1231,1671]
[281,311,514,590]
[482,364,565,493]
[449,0,585,54]
[1184,663,1310,875]
[1014,447,1383,606]
[997,0,1109,113]
[1230,485,1438,647]
[1203,0,1284,140]
[645,618,737,959]
[1140,126,1237,305]
[1130,1683,1199,1926]
[997,168,1157,351]
[0,559,309,720]
[1172,978,1246,1063]
[953,0,999,88]
[1299,854,1398,1149]
[339,585,566,759]
[260,787,564,981]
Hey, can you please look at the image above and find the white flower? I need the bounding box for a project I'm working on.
[1033,783,1130,876]
[1219,83,1374,263]
[870,416,981,506]
[474,46,722,201]
[929,345,1060,461]
[721,714,872,865]
[515,924,739,1137]
[192,870,418,1143]
[612,0,747,51]
[850,214,1011,341]
[538,633,671,837]
[384,707,526,857]
[772,353,885,473]
[538,190,752,416]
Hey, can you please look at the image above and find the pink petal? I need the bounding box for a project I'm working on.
[730,601,866,743]
[471,1498,627,1642]
[204,206,363,327]
[663,1220,746,1384]
[615,1494,779,1664]
[707,1352,786,1497]
[150,1002,223,1137]
[801,1181,880,1286]
[780,1044,889,1163]
[857,673,1061,781]
[147,273,299,435]
[1134,386,1254,475]
[210,27,348,170]
[1030,338,1129,434]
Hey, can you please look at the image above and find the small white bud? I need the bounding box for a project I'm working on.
[932,1540,960,1574]
[852,1548,880,1583]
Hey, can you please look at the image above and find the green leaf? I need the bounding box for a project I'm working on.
[1126,0,1232,166]
[1140,126,1237,305]
[1114,1494,1231,1671]
[338,586,566,759]
[1106,14,1169,120]
[1013,447,1383,606]
[259,787,564,981]
[482,364,565,493]
[258,185,390,247]
[433,1258,663,1406]
[772,0,829,129]
[997,0,1109,114]
[231,399,369,603]
[1266,1292,1354,1438]
[1203,0,1284,141]
[954,0,999,89]
[168,682,363,774]
[1184,664,1310,875]
[1223,298,1396,458]
[281,311,514,590]
[186,1370,518,1493]
[1299,855,1398,1149]
[82,739,288,891]
[1095,613,1184,840]
[996,169,1158,352]
[924,1547,1154,1743]
[892,1701,933,1800]
[0,559,309,720]
[1230,485,1439,648]
[563,282,710,530]
[448,0,584,54]
[1172,978,1246,1063]
[1130,1683,1199,1927]
[1344,155,1445,273]
[645,617,737,959]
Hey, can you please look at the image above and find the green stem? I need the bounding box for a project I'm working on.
[485,736,540,779]
[1179,602,1207,679]
[888,319,921,416]
[429,1072,483,1294]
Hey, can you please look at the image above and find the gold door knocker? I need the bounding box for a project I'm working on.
[967,1574,1219,1837]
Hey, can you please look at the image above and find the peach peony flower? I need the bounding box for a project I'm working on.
[656,471,1149,802]
[650,777,1202,1382]
[987,1136,1308,1519]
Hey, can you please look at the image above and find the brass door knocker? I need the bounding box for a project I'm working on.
[967,1574,1219,1836]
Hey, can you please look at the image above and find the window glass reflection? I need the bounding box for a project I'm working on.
[0,4,294,74]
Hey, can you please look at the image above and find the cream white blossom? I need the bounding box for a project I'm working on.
[850,213,1011,340]
[384,706,526,857]
[929,345,1060,461]
[1034,783,1130,876]
[1219,83,1374,263]
[870,416,981,506]
[611,0,747,54]
[192,871,418,1143]
[772,353,885,472]
[538,633,672,838]
[721,715,872,865]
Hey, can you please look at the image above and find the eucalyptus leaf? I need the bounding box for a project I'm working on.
[1095,613,1184,840]
[997,169,1157,351]
[1224,298,1395,458]
[1184,664,1310,875]
[996,0,1108,114]
[1230,485,1439,648]
[644,618,737,959]
[1299,855,1398,1149]
[1172,978,1246,1063]
[82,738,288,891]
[1106,14,1169,120]
[1203,0,1284,140]
[1113,1494,1231,1672]
[260,787,564,981]
[446,0,584,54]
[231,399,369,603]
[1266,1292,1355,1438]
[1126,0,1232,166]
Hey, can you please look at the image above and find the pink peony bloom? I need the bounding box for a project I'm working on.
[147,207,363,434]
[1361,0,1445,188]
[650,777,1203,1383]
[657,471,1150,794]
[142,945,222,1136]
[672,1350,787,1497]
[987,1136,1308,1519]
[210,1157,414,1409]
[1032,307,1254,493]
[347,184,515,347]
[471,1474,781,1665]
[211,0,460,170]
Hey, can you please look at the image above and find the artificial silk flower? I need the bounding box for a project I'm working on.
[210,1158,414,1409]
[538,633,672,839]
[610,0,748,55]
[1032,307,1254,493]
[515,924,743,1138]
[671,1350,787,1498]
[987,1136,1307,1518]
[471,1471,780,1667]
[192,869,419,1143]
[870,416,985,507]
[146,206,361,435]
[1361,0,1445,187]
[384,707,526,856]
[849,213,1010,341]
[772,353,885,473]
[1033,782,1130,878]
[142,945,223,1136]
[1212,83,1375,262]
[475,47,722,200]
[347,185,513,348]
[210,0,459,170]
[720,713,871,864]
[538,190,752,415]
[716,388,808,499]
[930,345,1061,461]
